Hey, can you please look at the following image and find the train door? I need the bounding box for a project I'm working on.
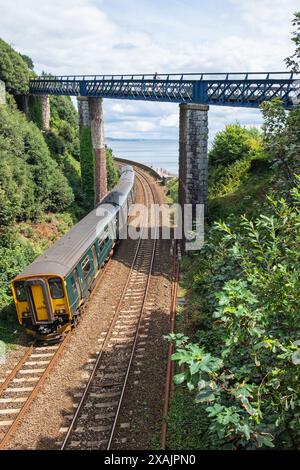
[24,278,53,324]
[68,270,82,314]
[74,270,82,298]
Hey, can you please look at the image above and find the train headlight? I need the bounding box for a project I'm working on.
[55,309,66,315]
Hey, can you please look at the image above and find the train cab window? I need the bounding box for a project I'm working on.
[14,281,27,302]
[81,256,91,278]
[49,278,64,299]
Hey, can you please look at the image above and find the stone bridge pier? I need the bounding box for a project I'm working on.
[77,97,107,206]
[38,95,50,130]
[179,103,209,216]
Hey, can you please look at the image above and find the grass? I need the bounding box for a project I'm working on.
[166,388,214,450]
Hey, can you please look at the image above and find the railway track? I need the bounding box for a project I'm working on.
[60,169,159,450]
[0,163,174,450]
[0,232,116,450]
[0,333,71,449]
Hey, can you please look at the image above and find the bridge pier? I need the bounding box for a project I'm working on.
[89,97,107,204]
[179,103,209,215]
[38,95,50,130]
[77,97,107,206]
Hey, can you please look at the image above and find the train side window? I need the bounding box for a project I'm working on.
[70,276,78,297]
[81,256,91,278]
[99,239,105,251]
[49,278,64,299]
[14,281,27,302]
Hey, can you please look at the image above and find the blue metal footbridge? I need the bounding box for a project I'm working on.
[29,72,299,109]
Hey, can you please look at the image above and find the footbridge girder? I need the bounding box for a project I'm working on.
[29,72,299,109]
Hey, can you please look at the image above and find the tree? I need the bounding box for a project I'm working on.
[285,12,300,73]
[209,123,261,167]
[21,54,34,70]
[0,39,32,94]
[261,98,300,185]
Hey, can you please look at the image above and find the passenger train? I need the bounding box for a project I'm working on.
[11,166,135,340]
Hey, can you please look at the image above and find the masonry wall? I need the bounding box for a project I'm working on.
[77,97,107,207]
[179,103,209,214]
[39,95,50,130]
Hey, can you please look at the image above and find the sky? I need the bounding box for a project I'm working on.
[0,0,298,141]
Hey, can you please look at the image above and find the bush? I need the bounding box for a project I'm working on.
[166,177,179,203]
[106,146,119,190]
[0,231,37,310]
[169,181,300,449]
[0,105,74,225]
[209,123,262,167]
[0,38,33,95]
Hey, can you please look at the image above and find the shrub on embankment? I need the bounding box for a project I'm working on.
[0,38,120,347]
[167,92,300,448]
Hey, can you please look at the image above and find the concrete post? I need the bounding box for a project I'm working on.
[88,97,107,204]
[0,80,6,105]
[39,95,50,130]
[179,103,209,215]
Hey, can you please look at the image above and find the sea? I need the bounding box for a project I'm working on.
[106,139,179,176]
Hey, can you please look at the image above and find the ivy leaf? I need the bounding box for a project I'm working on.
[206,404,224,417]
[195,389,216,403]
[198,379,208,390]
[190,362,201,375]
[256,433,275,448]
[239,424,251,441]
[173,372,186,385]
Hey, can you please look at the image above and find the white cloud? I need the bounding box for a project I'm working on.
[0,0,298,139]
[159,113,179,128]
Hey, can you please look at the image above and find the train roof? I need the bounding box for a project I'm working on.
[14,167,135,280]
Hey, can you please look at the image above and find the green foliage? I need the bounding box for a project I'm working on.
[80,127,95,209]
[168,182,300,449]
[0,104,74,224]
[208,122,268,221]
[106,145,120,190]
[208,124,263,201]
[166,389,215,449]
[50,95,78,130]
[209,123,262,168]
[0,230,37,311]
[20,54,34,70]
[261,99,300,185]
[0,38,33,94]
[285,12,300,73]
[209,157,252,199]
[27,95,43,129]
[166,177,178,203]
